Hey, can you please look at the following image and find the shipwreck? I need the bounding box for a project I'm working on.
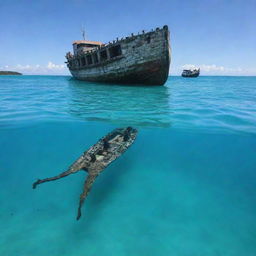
[65,25,171,85]
[33,127,138,220]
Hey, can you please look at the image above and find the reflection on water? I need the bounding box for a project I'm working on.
[1,75,256,133]
[67,79,172,127]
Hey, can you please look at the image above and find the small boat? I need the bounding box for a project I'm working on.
[182,68,200,77]
[65,25,171,86]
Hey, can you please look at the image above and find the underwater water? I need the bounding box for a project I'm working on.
[0,75,256,256]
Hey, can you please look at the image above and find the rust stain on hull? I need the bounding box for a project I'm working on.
[72,59,169,85]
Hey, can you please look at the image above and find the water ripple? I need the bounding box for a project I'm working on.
[0,75,256,133]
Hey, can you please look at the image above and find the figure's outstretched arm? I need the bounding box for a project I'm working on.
[33,165,88,189]
[32,169,73,189]
[76,173,99,220]
[32,152,91,189]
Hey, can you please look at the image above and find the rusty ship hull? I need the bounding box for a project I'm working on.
[66,26,171,86]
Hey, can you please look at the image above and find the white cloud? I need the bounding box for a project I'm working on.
[0,62,68,75]
[1,62,256,76]
[47,61,65,70]
[180,64,255,75]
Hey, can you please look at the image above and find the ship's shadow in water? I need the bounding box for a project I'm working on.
[67,78,172,128]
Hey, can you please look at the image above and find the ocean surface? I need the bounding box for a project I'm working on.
[0,75,256,256]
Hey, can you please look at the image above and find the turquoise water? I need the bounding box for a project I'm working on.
[0,75,256,255]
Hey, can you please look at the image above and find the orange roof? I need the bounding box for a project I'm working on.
[72,40,103,46]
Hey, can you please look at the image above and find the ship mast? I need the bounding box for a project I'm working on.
[81,26,86,40]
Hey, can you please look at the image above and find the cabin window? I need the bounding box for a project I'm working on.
[77,44,85,49]
[146,36,151,44]
[81,57,86,66]
[86,54,92,65]
[92,53,99,63]
[100,50,108,61]
[109,45,122,58]
[77,43,99,48]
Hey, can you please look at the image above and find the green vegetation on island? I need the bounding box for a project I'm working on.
[0,71,22,75]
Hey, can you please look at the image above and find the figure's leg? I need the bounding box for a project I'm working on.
[76,173,99,220]
[32,168,81,189]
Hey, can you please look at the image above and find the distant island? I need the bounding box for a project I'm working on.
[0,71,22,75]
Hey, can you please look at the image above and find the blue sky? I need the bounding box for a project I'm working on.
[0,0,255,75]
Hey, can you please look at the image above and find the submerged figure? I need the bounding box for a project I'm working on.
[32,127,138,220]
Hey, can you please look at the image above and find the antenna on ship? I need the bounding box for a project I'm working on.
[81,25,86,40]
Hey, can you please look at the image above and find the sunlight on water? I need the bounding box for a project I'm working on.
[0,76,256,256]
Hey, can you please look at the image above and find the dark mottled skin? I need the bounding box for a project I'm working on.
[32,127,138,220]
